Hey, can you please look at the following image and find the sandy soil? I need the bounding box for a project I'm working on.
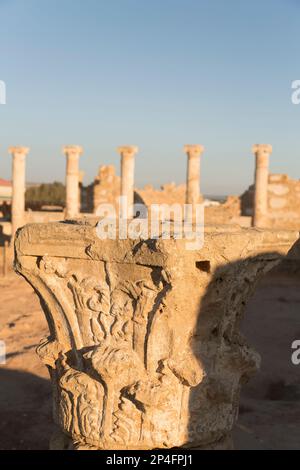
[236,271,300,449]
[0,273,52,450]
[0,269,299,450]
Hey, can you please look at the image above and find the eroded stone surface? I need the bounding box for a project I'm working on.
[14,221,298,449]
[242,173,300,229]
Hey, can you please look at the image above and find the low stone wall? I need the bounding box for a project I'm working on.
[136,183,187,207]
[25,211,64,224]
[205,196,241,225]
[87,164,248,227]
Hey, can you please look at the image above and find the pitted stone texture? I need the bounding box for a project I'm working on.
[14,221,298,449]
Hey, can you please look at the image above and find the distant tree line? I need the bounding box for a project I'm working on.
[25,182,66,210]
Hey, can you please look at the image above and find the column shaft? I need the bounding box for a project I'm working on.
[252,144,272,227]
[184,145,204,221]
[63,146,82,219]
[118,146,138,219]
[186,154,200,206]
[9,147,29,236]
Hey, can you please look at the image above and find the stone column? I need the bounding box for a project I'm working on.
[252,144,272,228]
[184,144,204,206]
[14,220,298,450]
[63,146,83,219]
[117,146,138,219]
[9,146,29,236]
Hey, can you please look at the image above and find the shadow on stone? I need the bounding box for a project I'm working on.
[188,252,285,449]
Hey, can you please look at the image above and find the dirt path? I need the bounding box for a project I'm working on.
[0,273,53,450]
[237,272,300,449]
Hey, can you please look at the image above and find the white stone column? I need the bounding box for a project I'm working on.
[63,146,83,219]
[117,146,138,219]
[184,145,204,222]
[184,145,204,206]
[252,144,272,228]
[9,146,29,236]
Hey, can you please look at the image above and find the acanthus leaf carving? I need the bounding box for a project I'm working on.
[32,255,202,449]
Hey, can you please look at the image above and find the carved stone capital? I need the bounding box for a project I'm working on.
[14,221,298,449]
[252,144,272,157]
[63,145,83,158]
[117,146,139,159]
[9,146,30,158]
[184,145,205,158]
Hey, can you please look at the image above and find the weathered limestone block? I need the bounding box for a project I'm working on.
[118,146,139,219]
[184,144,205,207]
[92,165,121,214]
[205,196,241,225]
[136,182,187,207]
[14,221,298,449]
[241,172,300,229]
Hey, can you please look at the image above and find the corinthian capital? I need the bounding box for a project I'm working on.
[184,144,205,158]
[63,145,83,157]
[117,145,139,158]
[14,221,297,450]
[9,146,30,157]
[252,144,272,156]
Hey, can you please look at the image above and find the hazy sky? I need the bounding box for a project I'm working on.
[0,0,300,195]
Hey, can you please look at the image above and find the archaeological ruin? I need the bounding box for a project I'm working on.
[1,142,300,450]
[14,219,299,449]
[2,143,300,246]
[2,0,300,456]
[0,145,300,252]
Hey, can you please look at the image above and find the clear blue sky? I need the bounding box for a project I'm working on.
[0,0,300,195]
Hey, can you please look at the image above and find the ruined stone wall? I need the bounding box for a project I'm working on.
[136,183,187,207]
[241,174,300,229]
[89,166,192,212]
[89,165,205,210]
[86,165,248,227]
[92,165,121,214]
[266,174,300,228]
[204,196,241,225]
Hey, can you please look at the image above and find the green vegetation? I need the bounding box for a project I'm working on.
[25,182,66,209]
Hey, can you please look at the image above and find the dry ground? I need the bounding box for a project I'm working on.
[236,270,300,449]
[0,272,52,450]
[0,269,299,450]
